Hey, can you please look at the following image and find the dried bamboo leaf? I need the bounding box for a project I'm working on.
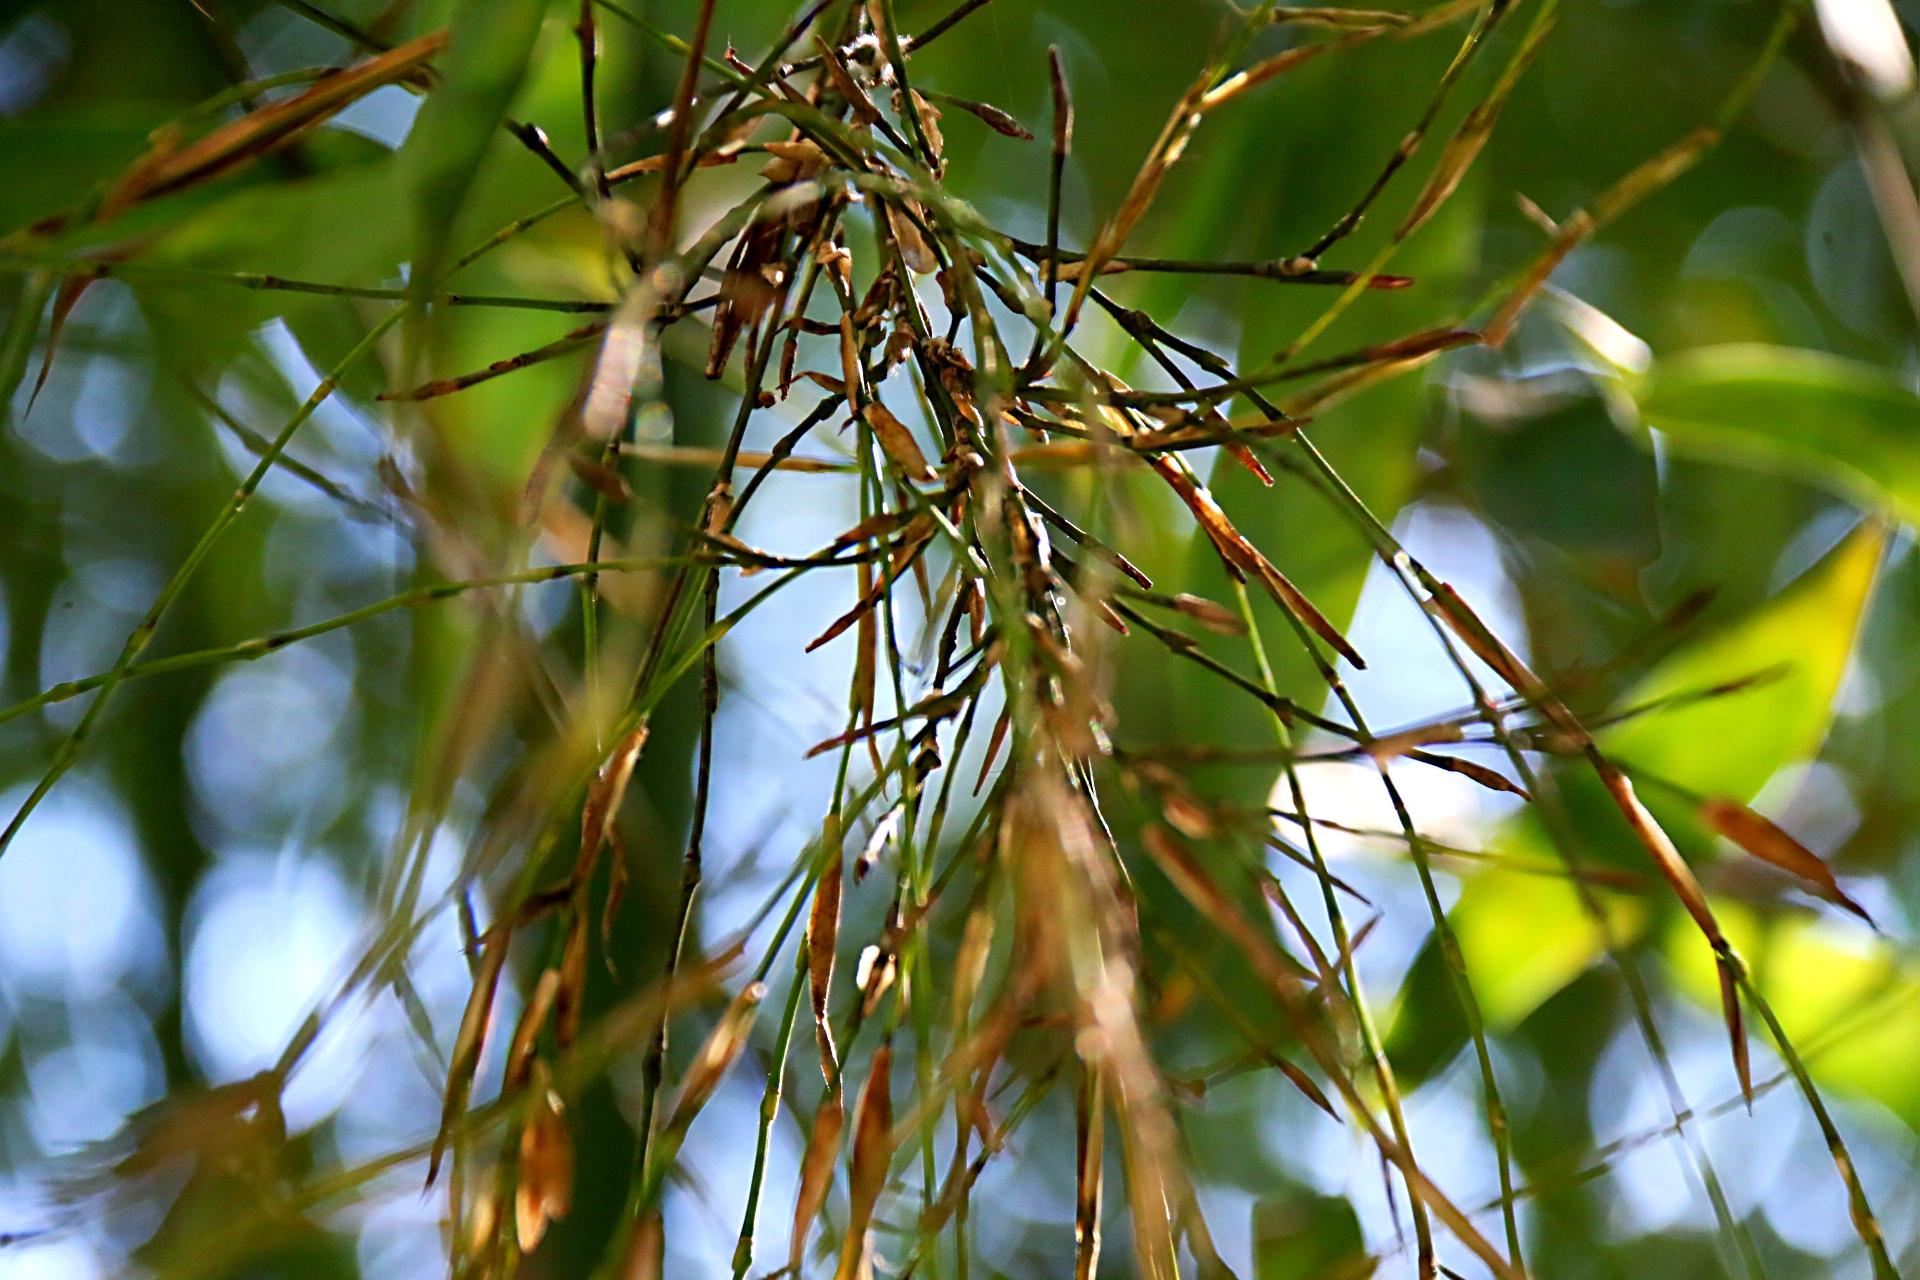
[884,199,940,274]
[833,1043,894,1280]
[1701,797,1875,925]
[504,968,561,1090]
[1718,956,1753,1107]
[429,922,511,1186]
[808,850,845,1080]
[936,93,1034,140]
[789,1094,845,1271]
[1075,1069,1105,1280]
[662,981,768,1141]
[98,30,447,218]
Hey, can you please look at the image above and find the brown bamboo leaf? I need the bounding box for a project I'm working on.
[760,138,832,183]
[1715,955,1752,1108]
[1049,45,1075,154]
[602,828,631,970]
[884,199,940,274]
[1407,750,1530,799]
[808,520,936,654]
[1157,458,1363,666]
[808,849,845,1080]
[801,369,849,397]
[555,913,590,1049]
[907,90,946,169]
[1161,788,1218,840]
[1171,593,1246,636]
[1141,826,1311,994]
[975,706,1012,795]
[464,1167,501,1264]
[1602,771,1721,945]
[429,922,511,1186]
[604,147,742,184]
[838,315,863,405]
[830,509,912,549]
[834,1043,895,1280]
[1486,128,1718,347]
[1252,558,1365,669]
[1701,797,1875,925]
[1200,29,1376,111]
[568,452,633,503]
[99,30,448,218]
[662,981,767,1140]
[937,93,1034,140]
[1075,1069,1105,1280]
[1366,723,1465,762]
[1271,5,1419,29]
[619,1208,663,1280]
[380,321,608,402]
[788,1094,845,1271]
[577,722,651,881]
[1395,16,1553,240]
[504,968,561,1090]
[814,35,883,124]
[950,902,996,1033]
[1268,1052,1339,1118]
[25,268,106,415]
[1483,210,1592,347]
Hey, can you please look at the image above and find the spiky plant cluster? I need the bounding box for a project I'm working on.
[0,2,1900,1279]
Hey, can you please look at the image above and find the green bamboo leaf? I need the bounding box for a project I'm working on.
[1454,525,1882,1034]
[1450,852,1648,1029]
[1632,344,1920,525]
[399,0,549,290]
[1601,522,1884,802]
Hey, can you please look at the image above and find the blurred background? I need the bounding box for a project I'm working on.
[3,0,1920,1277]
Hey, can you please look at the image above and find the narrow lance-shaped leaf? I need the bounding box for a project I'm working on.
[1428,582,1751,1092]
[808,847,844,1080]
[788,1094,844,1272]
[863,399,936,481]
[833,1043,894,1280]
[1075,1067,1105,1280]
[1700,798,1876,925]
[660,981,767,1145]
[430,922,512,1186]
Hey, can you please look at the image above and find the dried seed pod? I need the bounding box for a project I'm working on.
[514,1065,574,1251]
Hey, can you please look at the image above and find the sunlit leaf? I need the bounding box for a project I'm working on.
[1602,523,1883,802]
[1450,857,1647,1028]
